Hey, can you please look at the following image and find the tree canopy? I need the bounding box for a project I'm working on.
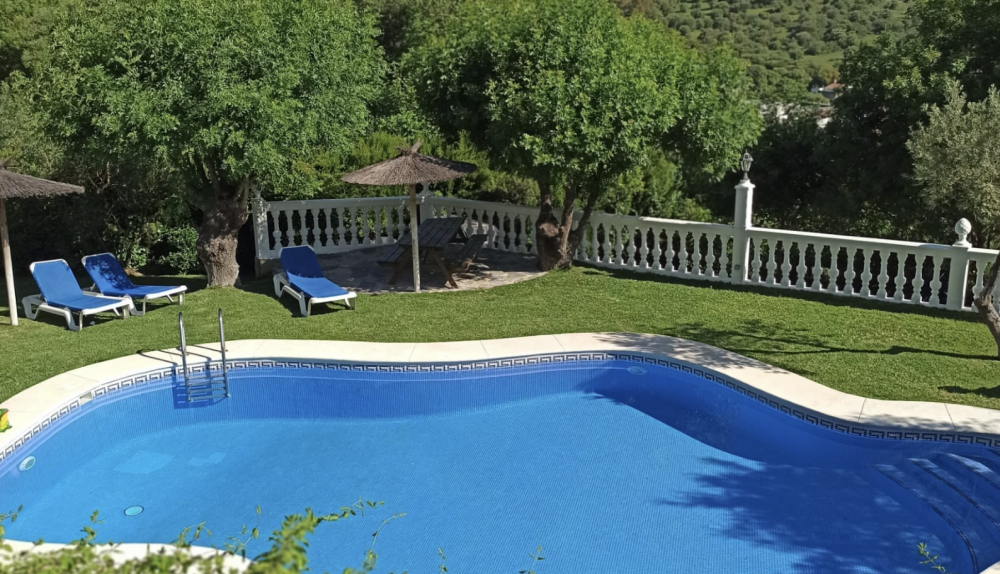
[36,0,386,285]
[406,0,760,269]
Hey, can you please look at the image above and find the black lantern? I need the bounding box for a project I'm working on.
[740,152,753,182]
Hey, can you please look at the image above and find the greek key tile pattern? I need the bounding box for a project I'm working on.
[3,352,998,465]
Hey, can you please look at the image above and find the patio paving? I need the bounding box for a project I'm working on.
[274,244,545,294]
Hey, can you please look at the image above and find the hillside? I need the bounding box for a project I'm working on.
[616,0,910,101]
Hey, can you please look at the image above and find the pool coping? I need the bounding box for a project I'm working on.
[2,332,1000,572]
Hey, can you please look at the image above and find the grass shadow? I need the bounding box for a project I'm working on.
[579,264,982,324]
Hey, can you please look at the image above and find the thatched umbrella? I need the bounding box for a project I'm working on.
[341,142,476,292]
[0,162,84,325]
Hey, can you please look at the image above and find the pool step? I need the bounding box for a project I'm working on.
[183,379,230,402]
[874,457,1000,573]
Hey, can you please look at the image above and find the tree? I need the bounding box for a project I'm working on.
[407,0,759,270]
[40,0,385,285]
[819,0,1000,243]
[908,84,1000,356]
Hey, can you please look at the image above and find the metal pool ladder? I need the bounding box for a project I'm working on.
[178,309,231,402]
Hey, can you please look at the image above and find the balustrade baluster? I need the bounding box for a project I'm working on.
[293,209,305,247]
[912,255,929,304]
[765,240,778,284]
[749,239,761,282]
[844,248,857,295]
[515,216,526,254]
[876,251,889,299]
[683,232,694,274]
[827,246,841,293]
[586,223,597,263]
[598,225,610,265]
[649,228,661,271]
[793,242,806,288]
[893,253,908,302]
[627,227,638,267]
[272,211,284,249]
[360,209,371,245]
[810,245,824,290]
[928,256,942,306]
[859,249,873,297]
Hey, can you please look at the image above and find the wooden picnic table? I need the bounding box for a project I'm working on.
[383,216,468,288]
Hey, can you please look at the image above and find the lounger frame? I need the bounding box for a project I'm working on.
[273,273,356,317]
[23,260,136,332]
[81,253,187,316]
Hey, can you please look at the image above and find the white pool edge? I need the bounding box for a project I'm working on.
[2,332,1000,572]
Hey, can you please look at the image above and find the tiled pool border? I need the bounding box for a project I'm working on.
[3,334,1000,467]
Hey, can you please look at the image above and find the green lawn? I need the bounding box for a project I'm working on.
[2,266,999,410]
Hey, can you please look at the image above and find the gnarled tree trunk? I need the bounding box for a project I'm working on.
[974,248,1000,359]
[534,177,600,271]
[195,167,251,287]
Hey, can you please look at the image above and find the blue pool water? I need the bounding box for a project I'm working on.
[2,359,999,574]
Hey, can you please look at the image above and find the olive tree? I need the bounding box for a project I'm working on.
[407,0,759,270]
[41,0,385,285]
[909,83,1000,356]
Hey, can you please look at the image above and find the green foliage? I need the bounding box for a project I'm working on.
[0,0,79,82]
[908,84,1000,246]
[518,546,545,574]
[32,0,387,284]
[917,542,960,574]
[407,0,758,209]
[735,0,1000,245]
[621,0,910,101]
[0,506,22,541]
[150,227,200,275]
[0,73,63,177]
[41,0,385,200]
[0,501,392,574]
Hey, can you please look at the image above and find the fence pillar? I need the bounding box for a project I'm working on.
[946,218,973,311]
[252,189,271,278]
[731,178,755,284]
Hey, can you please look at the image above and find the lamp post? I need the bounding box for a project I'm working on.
[740,152,753,183]
[732,151,755,286]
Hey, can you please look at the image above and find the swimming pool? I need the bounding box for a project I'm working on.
[2,336,1000,574]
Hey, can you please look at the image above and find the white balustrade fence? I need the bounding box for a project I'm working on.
[252,181,999,313]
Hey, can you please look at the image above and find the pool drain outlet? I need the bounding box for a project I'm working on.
[627,366,647,375]
[124,506,144,517]
[18,456,35,472]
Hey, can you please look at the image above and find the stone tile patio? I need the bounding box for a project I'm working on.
[275,245,545,294]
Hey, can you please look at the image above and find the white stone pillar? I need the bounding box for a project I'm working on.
[731,179,755,284]
[946,218,973,311]
[251,188,272,278]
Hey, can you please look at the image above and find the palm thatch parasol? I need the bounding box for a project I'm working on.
[341,142,477,292]
[0,161,84,326]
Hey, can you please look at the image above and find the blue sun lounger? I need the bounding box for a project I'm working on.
[274,246,356,316]
[23,259,135,331]
[82,253,187,316]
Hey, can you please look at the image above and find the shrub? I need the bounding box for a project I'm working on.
[150,227,200,275]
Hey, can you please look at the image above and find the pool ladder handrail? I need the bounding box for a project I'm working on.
[178,309,231,402]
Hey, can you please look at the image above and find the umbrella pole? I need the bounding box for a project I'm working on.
[409,185,421,292]
[0,198,17,326]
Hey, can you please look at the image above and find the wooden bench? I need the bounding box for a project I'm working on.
[451,234,488,272]
[377,244,407,268]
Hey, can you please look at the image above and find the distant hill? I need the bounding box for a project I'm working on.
[615,0,910,101]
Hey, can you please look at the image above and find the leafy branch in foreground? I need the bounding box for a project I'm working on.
[919,542,960,574]
[519,545,545,574]
[0,506,22,541]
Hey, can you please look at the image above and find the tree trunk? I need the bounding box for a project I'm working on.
[197,180,250,287]
[974,247,1000,358]
[534,178,600,272]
